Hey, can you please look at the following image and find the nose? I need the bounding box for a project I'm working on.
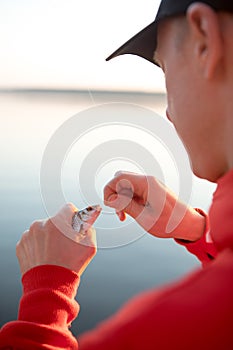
[166,109,172,122]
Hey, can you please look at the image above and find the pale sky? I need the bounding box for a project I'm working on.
[0,0,165,92]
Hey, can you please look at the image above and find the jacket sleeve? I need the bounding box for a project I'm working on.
[0,265,80,350]
[175,208,218,266]
[0,209,218,350]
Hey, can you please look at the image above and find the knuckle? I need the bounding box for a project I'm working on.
[147,175,155,182]
[65,202,76,211]
[16,235,26,256]
[92,247,97,257]
[44,218,61,236]
[88,245,97,257]
[54,202,77,222]
[29,220,48,238]
[148,175,157,187]
[19,230,29,243]
[15,241,21,255]
[29,220,42,232]
[45,218,57,231]
[63,202,77,216]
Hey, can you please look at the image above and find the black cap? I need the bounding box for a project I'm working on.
[106,0,233,65]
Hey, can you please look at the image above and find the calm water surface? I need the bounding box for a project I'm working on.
[0,90,216,335]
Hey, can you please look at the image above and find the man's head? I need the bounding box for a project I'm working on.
[106,0,233,65]
[107,1,233,182]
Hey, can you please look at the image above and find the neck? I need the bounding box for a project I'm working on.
[222,83,233,172]
[210,168,233,251]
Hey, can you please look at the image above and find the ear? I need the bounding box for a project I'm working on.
[186,3,223,79]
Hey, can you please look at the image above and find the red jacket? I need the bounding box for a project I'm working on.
[1,170,233,350]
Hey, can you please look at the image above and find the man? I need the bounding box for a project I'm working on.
[1,0,233,348]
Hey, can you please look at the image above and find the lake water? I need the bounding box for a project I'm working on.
[0,90,216,335]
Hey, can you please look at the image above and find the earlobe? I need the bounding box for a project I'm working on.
[186,3,223,79]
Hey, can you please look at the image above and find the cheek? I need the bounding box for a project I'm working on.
[165,69,177,110]
[164,58,193,122]
[165,66,196,129]
[165,76,199,151]
[163,57,202,143]
[165,78,186,126]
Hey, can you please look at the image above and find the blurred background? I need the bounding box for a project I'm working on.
[0,0,165,91]
[0,0,216,336]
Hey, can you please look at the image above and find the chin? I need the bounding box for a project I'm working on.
[191,163,222,183]
[182,142,227,183]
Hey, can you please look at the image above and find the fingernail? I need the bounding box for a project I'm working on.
[114,171,122,177]
[107,194,118,203]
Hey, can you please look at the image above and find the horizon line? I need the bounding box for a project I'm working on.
[0,87,166,96]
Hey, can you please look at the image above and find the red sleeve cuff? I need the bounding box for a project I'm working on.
[19,265,80,328]
[175,208,218,266]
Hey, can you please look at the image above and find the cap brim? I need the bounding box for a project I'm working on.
[106,21,158,65]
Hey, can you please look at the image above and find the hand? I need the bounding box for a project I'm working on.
[104,171,206,241]
[16,203,97,276]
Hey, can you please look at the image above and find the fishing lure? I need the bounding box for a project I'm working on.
[72,205,102,234]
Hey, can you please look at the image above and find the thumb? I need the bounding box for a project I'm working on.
[106,193,144,221]
[122,195,146,220]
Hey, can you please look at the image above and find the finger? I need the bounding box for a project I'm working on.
[116,210,127,221]
[56,202,78,224]
[50,203,82,242]
[109,193,145,220]
[16,230,32,275]
[104,176,133,200]
[104,189,133,211]
[114,170,138,177]
[104,173,147,205]
[78,226,97,248]
[104,188,133,208]
[51,203,98,247]
[104,175,151,222]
